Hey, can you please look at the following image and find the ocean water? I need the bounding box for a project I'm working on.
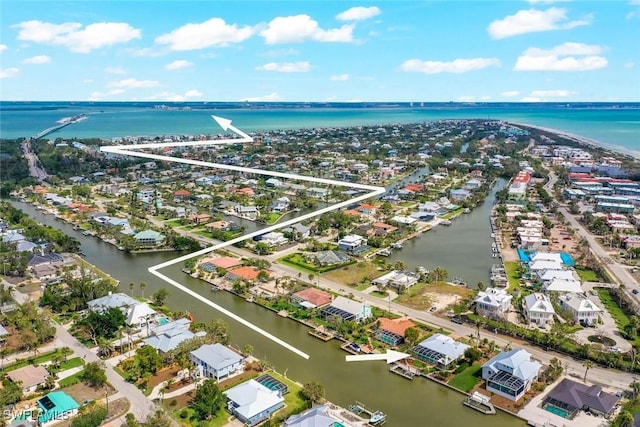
[1,103,639,157]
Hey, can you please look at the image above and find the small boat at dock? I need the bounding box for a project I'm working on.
[391,243,403,249]
[440,219,452,226]
[348,401,387,425]
[377,249,391,257]
[463,392,496,415]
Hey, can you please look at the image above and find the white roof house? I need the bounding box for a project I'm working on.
[144,318,201,354]
[529,260,563,272]
[321,296,372,322]
[224,379,284,426]
[559,295,602,326]
[474,288,513,317]
[482,348,542,401]
[126,302,157,328]
[543,279,583,294]
[523,293,555,326]
[87,292,137,312]
[531,252,563,264]
[413,333,470,368]
[538,269,576,282]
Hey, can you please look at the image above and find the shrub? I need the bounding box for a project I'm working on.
[169,399,177,407]
[179,409,189,419]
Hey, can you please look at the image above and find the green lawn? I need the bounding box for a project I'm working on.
[448,364,482,392]
[48,357,84,373]
[59,370,85,387]
[1,349,67,374]
[262,213,282,225]
[575,267,601,282]
[504,261,522,292]
[596,288,629,328]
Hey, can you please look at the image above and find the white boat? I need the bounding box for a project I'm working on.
[377,249,391,257]
[391,243,403,249]
[441,220,452,226]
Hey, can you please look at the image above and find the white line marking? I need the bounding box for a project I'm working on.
[100,115,385,360]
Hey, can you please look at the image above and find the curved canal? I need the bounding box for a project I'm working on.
[12,200,522,427]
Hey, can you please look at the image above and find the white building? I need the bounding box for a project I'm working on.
[523,293,555,326]
[474,288,513,318]
[482,348,542,401]
[559,294,602,326]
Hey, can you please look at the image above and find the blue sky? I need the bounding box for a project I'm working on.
[1,1,639,102]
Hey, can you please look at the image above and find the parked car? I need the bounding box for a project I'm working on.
[451,317,463,324]
[633,289,639,295]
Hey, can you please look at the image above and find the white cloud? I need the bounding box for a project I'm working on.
[487,8,592,39]
[88,89,126,100]
[0,67,19,79]
[336,6,381,21]
[165,60,193,70]
[107,78,160,89]
[457,96,476,102]
[142,89,203,101]
[184,89,202,98]
[21,55,51,64]
[330,73,350,81]
[624,61,635,69]
[260,15,354,44]
[13,20,141,53]
[242,92,283,102]
[105,66,127,75]
[256,61,311,72]
[530,89,573,97]
[155,18,253,50]
[514,42,607,71]
[0,44,7,52]
[400,57,500,74]
[501,90,520,97]
[259,48,299,58]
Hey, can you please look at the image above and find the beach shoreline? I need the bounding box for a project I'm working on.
[507,121,640,160]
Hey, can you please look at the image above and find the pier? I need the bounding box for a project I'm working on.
[389,361,418,380]
[463,392,496,415]
[31,114,87,139]
[308,325,334,341]
[348,401,387,426]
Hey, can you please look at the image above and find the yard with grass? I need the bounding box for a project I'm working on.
[394,283,433,311]
[59,370,85,387]
[596,288,630,328]
[323,262,387,286]
[448,364,482,392]
[575,267,602,282]
[504,261,522,292]
[1,348,71,374]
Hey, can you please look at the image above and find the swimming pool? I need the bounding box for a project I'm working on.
[157,316,170,325]
[560,252,575,266]
[544,403,570,418]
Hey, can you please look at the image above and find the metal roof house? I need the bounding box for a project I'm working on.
[543,378,619,418]
[284,404,348,427]
[224,379,284,426]
[482,348,541,401]
[189,343,244,382]
[36,391,79,427]
[320,296,371,323]
[413,333,470,368]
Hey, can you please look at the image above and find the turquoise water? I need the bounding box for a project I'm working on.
[1,103,639,157]
[157,316,169,325]
[543,403,571,418]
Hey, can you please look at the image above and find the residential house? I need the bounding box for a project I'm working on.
[481,348,542,401]
[87,293,156,329]
[37,391,79,427]
[371,270,418,290]
[558,295,602,326]
[225,266,261,283]
[144,318,201,355]
[234,205,259,220]
[270,197,290,213]
[337,235,367,254]
[284,404,348,427]
[133,230,165,246]
[320,296,371,323]
[523,293,555,326]
[173,189,191,202]
[543,378,619,418]
[474,288,513,319]
[312,251,351,267]
[449,188,471,201]
[375,317,415,346]
[291,288,332,309]
[188,213,211,225]
[413,333,470,369]
[8,365,49,393]
[357,204,377,216]
[307,187,330,199]
[190,343,245,381]
[199,256,243,272]
[224,379,284,426]
[372,222,399,236]
[259,232,288,247]
[282,223,311,240]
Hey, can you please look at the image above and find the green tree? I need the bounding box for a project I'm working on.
[0,380,23,406]
[81,307,126,343]
[404,327,420,347]
[582,360,594,382]
[135,345,163,375]
[464,347,482,363]
[152,288,170,306]
[301,381,325,404]
[82,361,107,388]
[71,405,108,427]
[615,411,634,427]
[140,282,147,299]
[191,379,224,420]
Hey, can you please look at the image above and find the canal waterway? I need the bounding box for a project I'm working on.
[11,200,522,426]
[387,178,507,286]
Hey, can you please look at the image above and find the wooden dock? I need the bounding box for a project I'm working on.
[348,401,387,426]
[389,362,418,380]
[308,326,334,341]
[463,392,496,415]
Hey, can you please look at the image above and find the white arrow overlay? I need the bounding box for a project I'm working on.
[346,350,410,364]
[100,116,386,360]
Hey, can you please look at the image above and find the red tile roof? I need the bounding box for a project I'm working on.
[378,318,415,337]
[208,256,242,269]
[293,288,332,307]
[174,189,191,196]
[227,266,261,281]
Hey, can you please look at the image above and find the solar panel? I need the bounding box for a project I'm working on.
[39,396,55,410]
[255,374,289,395]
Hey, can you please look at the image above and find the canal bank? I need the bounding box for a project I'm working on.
[10,200,523,427]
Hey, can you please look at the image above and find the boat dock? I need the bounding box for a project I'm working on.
[308,325,334,341]
[348,401,387,426]
[389,361,418,380]
[462,392,496,415]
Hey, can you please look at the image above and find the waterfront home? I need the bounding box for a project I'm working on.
[372,270,419,290]
[205,220,236,232]
[372,222,399,236]
[188,213,211,225]
[558,294,602,326]
[307,187,330,199]
[537,269,576,283]
[292,288,332,309]
[543,378,619,418]
[225,266,262,283]
[224,379,284,426]
[190,343,245,382]
[375,317,416,346]
[87,293,156,329]
[37,391,79,427]
[413,333,470,369]
[271,197,290,213]
[7,365,49,393]
[474,288,513,319]
[337,234,367,254]
[449,188,471,201]
[126,302,157,329]
[133,230,165,246]
[321,296,372,323]
[481,348,541,402]
[282,223,311,240]
[312,251,351,267]
[284,404,347,427]
[199,256,243,272]
[2,230,25,244]
[523,293,555,326]
[173,189,191,201]
[543,278,583,294]
[145,318,203,356]
[259,232,288,247]
[528,260,563,273]
[234,205,259,220]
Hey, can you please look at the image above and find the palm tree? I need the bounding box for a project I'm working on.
[140,282,147,299]
[129,282,135,296]
[582,360,594,382]
[97,337,115,358]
